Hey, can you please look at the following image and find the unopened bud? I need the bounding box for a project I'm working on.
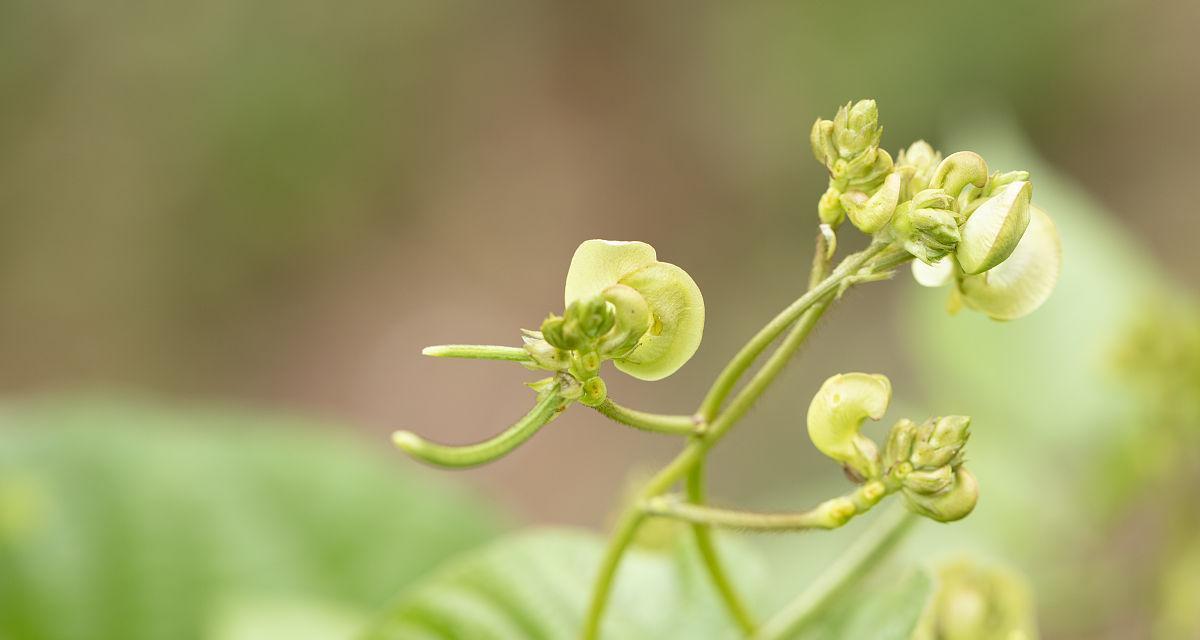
[522,334,571,371]
[541,314,580,351]
[892,200,961,264]
[833,100,882,158]
[810,118,837,168]
[897,140,941,197]
[845,171,902,233]
[903,467,978,522]
[818,186,846,226]
[903,465,954,495]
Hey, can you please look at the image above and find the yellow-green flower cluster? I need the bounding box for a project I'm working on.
[811,100,1061,320]
[807,372,978,523]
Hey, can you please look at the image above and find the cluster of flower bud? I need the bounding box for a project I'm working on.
[807,372,977,524]
[810,100,893,228]
[523,286,653,406]
[810,100,1061,321]
[883,416,978,523]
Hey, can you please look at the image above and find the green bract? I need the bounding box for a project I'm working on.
[565,240,705,381]
[807,373,891,479]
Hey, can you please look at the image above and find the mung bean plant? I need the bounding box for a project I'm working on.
[392,99,1062,639]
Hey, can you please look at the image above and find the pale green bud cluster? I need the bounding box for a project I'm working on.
[811,100,893,227]
[913,560,1039,640]
[809,100,1062,321]
[526,286,654,406]
[883,416,978,522]
[807,372,978,524]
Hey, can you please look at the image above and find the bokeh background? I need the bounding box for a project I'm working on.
[2,1,1198,639]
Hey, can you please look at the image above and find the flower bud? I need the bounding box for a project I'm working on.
[903,465,954,494]
[522,333,571,371]
[930,151,989,197]
[883,418,917,470]
[897,140,941,197]
[910,415,971,469]
[956,181,1032,275]
[818,186,845,226]
[958,206,1061,320]
[892,197,961,264]
[807,373,891,480]
[844,148,893,191]
[833,100,882,158]
[565,240,704,381]
[844,171,902,233]
[810,118,837,168]
[540,314,579,351]
[566,295,617,340]
[903,467,978,522]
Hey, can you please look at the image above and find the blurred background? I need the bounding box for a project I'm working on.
[1,1,1198,638]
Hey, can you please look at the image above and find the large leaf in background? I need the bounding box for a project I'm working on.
[800,570,932,640]
[0,396,502,640]
[363,529,767,640]
[363,527,930,640]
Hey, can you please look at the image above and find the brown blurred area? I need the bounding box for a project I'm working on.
[1,0,1197,528]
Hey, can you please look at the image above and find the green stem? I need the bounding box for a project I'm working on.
[421,344,534,363]
[753,504,918,640]
[592,399,698,435]
[582,298,834,639]
[686,462,758,635]
[696,241,888,422]
[646,482,891,532]
[393,391,569,468]
[582,240,896,639]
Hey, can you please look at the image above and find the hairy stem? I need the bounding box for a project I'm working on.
[421,344,533,363]
[754,504,917,640]
[592,399,698,435]
[696,241,888,422]
[645,481,891,532]
[392,391,569,468]
[687,462,758,634]
[582,240,892,639]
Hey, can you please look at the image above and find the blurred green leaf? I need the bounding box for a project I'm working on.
[362,528,773,640]
[800,569,932,640]
[0,396,502,640]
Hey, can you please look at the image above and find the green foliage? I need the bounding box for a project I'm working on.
[363,529,765,640]
[803,570,932,640]
[363,528,934,640]
[0,396,501,640]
